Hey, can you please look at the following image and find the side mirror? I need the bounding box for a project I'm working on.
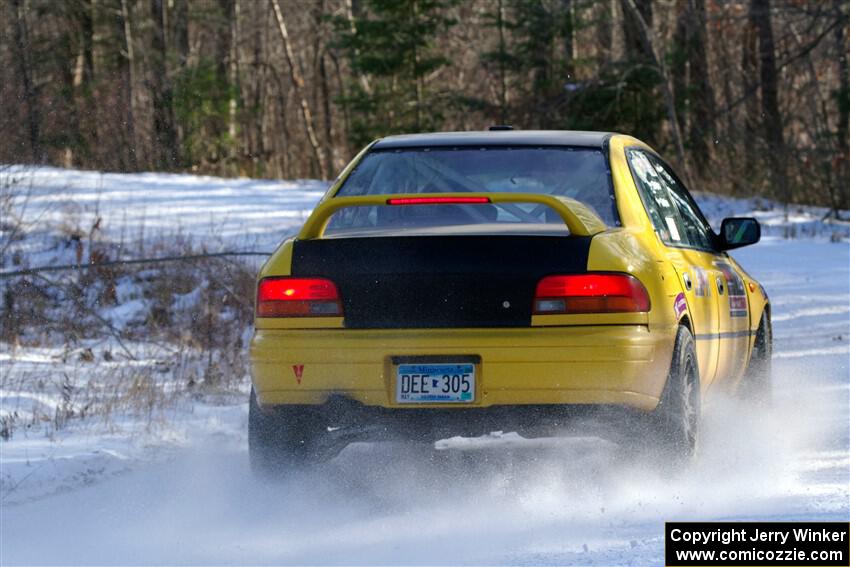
[719,217,760,250]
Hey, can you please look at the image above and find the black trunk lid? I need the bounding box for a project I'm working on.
[291,236,591,329]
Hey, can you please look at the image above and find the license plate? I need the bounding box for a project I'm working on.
[396,363,475,403]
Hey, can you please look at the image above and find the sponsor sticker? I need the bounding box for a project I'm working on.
[694,267,710,297]
[674,292,688,319]
[665,216,682,241]
[714,261,748,318]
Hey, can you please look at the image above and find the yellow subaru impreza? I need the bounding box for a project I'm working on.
[249,130,770,473]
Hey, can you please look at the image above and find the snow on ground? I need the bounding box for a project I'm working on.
[1,167,849,564]
[0,338,251,506]
[1,165,327,269]
[694,191,849,239]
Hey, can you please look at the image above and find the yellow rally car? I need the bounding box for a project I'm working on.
[249,130,770,473]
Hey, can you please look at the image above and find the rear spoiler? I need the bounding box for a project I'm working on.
[297,193,607,239]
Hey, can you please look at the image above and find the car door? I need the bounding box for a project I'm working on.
[625,148,724,388]
[710,258,752,385]
[641,152,751,387]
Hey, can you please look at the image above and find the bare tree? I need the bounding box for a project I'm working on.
[150,0,179,168]
[741,7,759,190]
[11,0,41,162]
[622,0,692,187]
[687,0,714,176]
[0,0,844,210]
[834,0,849,212]
[751,0,788,204]
[118,0,138,170]
[270,0,328,179]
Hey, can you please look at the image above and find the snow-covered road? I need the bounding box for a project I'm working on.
[2,238,847,565]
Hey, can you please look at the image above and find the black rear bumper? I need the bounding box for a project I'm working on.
[271,395,645,445]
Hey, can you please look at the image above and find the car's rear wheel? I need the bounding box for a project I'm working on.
[248,388,316,478]
[737,311,772,404]
[649,325,701,464]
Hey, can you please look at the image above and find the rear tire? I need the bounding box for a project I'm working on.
[248,388,315,478]
[737,311,772,404]
[649,325,701,464]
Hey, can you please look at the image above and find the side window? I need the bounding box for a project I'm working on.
[626,149,687,246]
[647,155,715,250]
[627,149,715,250]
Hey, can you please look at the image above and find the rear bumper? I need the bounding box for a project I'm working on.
[250,325,676,412]
[266,396,647,442]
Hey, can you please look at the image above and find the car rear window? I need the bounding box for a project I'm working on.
[327,147,616,237]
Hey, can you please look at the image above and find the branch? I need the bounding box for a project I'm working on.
[0,251,270,279]
[622,0,693,188]
[717,15,846,117]
[269,0,329,179]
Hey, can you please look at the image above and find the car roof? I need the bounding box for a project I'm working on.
[372,130,616,149]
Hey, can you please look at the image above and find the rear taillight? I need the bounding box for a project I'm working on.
[256,277,342,317]
[533,274,650,314]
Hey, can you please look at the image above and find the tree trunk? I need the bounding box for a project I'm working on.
[11,0,41,162]
[688,0,714,176]
[343,0,372,96]
[834,0,848,211]
[671,0,715,176]
[173,0,189,66]
[319,53,334,174]
[78,0,95,85]
[741,11,759,188]
[750,0,788,204]
[150,0,179,169]
[671,0,689,136]
[718,32,740,193]
[172,0,189,155]
[412,0,422,131]
[497,0,508,123]
[269,0,328,179]
[250,0,269,171]
[118,0,138,170]
[216,0,239,168]
[622,0,693,188]
[59,17,84,167]
[328,51,353,157]
[595,0,613,64]
[610,0,624,61]
[75,0,97,164]
[562,0,574,79]
[621,0,652,61]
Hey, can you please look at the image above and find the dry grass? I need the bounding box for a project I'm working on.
[1,178,260,439]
